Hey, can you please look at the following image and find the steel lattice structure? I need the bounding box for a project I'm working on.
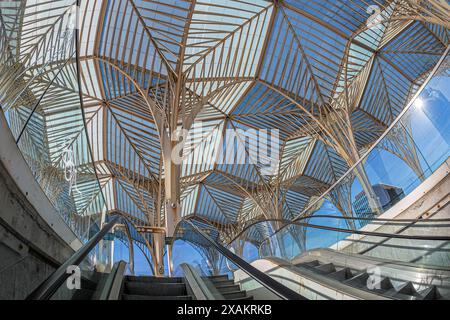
[0,0,449,274]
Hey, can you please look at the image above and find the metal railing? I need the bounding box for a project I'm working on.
[229,215,450,245]
[184,220,307,300]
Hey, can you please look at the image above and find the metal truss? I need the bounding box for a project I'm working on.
[0,0,449,273]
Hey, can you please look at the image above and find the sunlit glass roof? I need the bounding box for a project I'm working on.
[0,0,449,261]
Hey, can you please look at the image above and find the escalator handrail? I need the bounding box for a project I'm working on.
[184,220,307,300]
[26,215,121,300]
[227,214,450,245]
[181,263,221,300]
[254,218,450,254]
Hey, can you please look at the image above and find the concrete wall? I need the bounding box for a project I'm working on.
[0,110,81,299]
[0,160,75,298]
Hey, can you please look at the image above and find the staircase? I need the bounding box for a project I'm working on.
[295,260,446,300]
[121,276,192,300]
[206,275,253,300]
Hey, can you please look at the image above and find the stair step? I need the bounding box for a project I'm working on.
[328,268,354,282]
[81,278,98,290]
[231,295,254,300]
[382,282,416,299]
[216,284,241,294]
[221,291,247,300]
[124,282,187,296]
[122,294,192,300]
[208,279,235,286]
[387,282,421,299]
[207,275,229,281]
[396,282,418,296]
[71,289,95,300]
[343,272,370,287]
[83,271,102,284]
[369,277,394,294]
[214,280,237,288]
[314,263,336,274]
[418,286,441,300]
[124,275,183,283]
[206,274,252,301]
[296,260,320,268]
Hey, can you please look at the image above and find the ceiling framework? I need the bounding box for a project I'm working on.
[0,0,449,272]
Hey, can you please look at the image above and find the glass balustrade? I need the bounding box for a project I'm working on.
[172,219,303,300]
[22,216,143,300]
[0,2,106,243]
[172,220,238,278]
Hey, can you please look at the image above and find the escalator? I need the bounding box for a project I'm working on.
[292,249,449,300]
[233,248,450,300]
[24,213,450,300]
[295,259,443,300]
[118,274,252,300]
[25,216,304,300]
[231,211,450,300]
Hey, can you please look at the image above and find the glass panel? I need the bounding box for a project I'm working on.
[173,219,284,300]
[49,230,116,300]
[11,216,141,300]
[231,51,450,268]
[0,2,107,243]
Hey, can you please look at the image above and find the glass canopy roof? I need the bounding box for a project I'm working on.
[0,0,449,272]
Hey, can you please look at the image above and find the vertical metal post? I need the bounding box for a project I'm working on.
[152,233,166,276]
[166,243,173,277]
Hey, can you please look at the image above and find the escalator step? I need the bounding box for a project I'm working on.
[418,286,440,300]
[296,260,320,268]
[214,281,237,288]
[222,291,247,300]
[369,277,394,292]
[81,278,98,290]
[382,281,420,299]
[209,279,235,286]
[343,272,370,287]
[328,268,354,282]
[124,282,187,296]
[314,263,336,274]
[231,295,254,300]
[216,284,241,294]
[122,294,192,300]
[207,275,229,281]
[397,282,417,295]
[124,275,183,283]
[392,282,421,299]
[71,289,95,300]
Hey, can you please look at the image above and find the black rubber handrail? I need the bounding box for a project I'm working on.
[227,214,450,245]
[254,218,450,257]
[184,220,307,300]
[267,220,450,241]
[181,263,221,300]
[26,215,120,300]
